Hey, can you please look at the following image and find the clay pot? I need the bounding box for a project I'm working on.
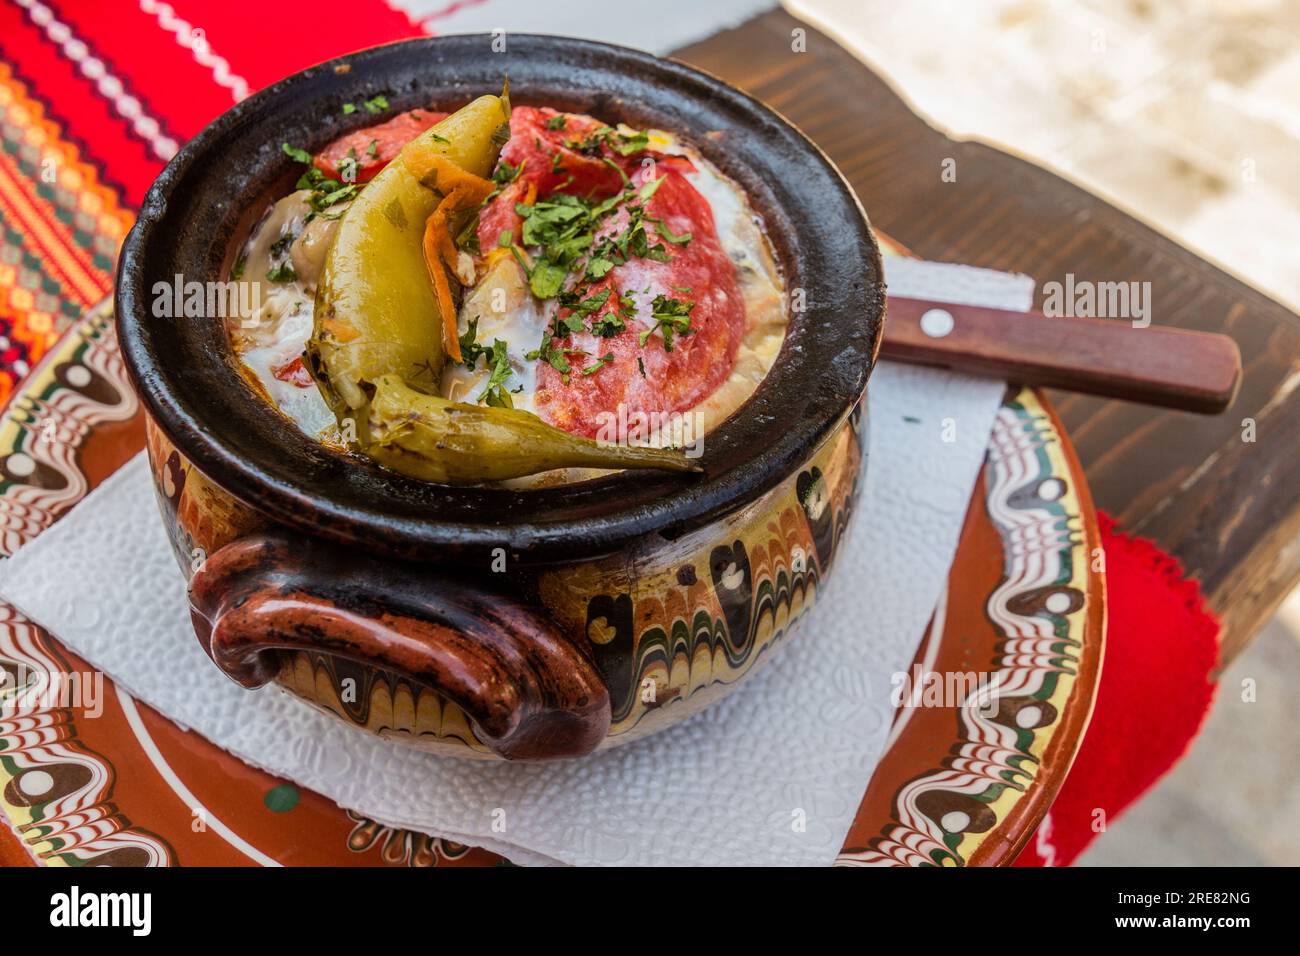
[116,35,884,760]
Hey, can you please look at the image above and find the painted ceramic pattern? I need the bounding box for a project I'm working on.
[835,391,1103,867]
[0,308,172,866]
[145,419,263,575]
[539,413,861,742]
[0,301,1103,866]
[142,379,863,755]
[0,609,175,866]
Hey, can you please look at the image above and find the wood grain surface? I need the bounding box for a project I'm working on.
[675,9,1300,669]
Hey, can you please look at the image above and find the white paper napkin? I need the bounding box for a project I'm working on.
[0,258,1032,866]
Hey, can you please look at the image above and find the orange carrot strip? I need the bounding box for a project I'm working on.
[422,212,463,364]
[409,151,496,364]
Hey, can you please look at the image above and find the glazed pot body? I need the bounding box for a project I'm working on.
[145,403,866,758]
[117,34,885,760]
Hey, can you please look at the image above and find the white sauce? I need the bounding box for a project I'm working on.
[441,254,546,415]
[228,190,339,439]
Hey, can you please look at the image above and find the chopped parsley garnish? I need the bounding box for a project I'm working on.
[479,158,524,210]
[281,142,313,164]
[478,339,516,407]
[479,123,701,378]
[502,167,695,369]
[564,130,603,155]
[565,125,650,157]
[269,231,297,257]
[589,290,636,337]
[457,318,492,368]
[550,349,587,382]
[654,220,692,244]
[341,95,390,116]
[458,320,516,408]
[603,157,630,189]
[581,353,615,376]
[491,121,511,151]
[638,294,695,351]
[282,141,358,214]
[264,226,300,283]
[513,194,600,299]
[559,288,611,318]
[366,138,380,158]
[585,256,615,280]
[524,335,588,383]
[612,129,650,155]
[308,179,358,212]
[265,261,297,283]
[454,215,481,255]
[528,260,570,300]
[493,159,523,188]
[513,177,677,306]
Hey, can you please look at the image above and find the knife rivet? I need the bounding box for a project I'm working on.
[920,308,955,338]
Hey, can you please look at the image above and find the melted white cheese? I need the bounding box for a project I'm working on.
[228,190,339,439]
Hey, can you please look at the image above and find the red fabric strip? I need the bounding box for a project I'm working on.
[44,0,241,140]
[0,0,428,208]
[159,0,425,94]
[0,0,164,206]
[1014,511,1219,866]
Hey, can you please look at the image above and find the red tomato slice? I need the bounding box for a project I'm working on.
[271,355,315,389]
[531,167,744,438]
[313,108,448,183]
[476,106,695,252]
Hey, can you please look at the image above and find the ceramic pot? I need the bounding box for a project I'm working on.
[115,35,885,760]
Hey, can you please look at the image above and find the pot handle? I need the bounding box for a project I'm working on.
[188,532,609,760]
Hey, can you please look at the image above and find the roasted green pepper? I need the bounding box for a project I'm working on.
[310,94,508,417]
[366,376,698,482]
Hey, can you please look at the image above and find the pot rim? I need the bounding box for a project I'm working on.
[115,34,884,564]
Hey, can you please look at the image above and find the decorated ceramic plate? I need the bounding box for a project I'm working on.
[0,299,1103,867]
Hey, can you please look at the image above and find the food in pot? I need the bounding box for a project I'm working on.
[227,88,786,483]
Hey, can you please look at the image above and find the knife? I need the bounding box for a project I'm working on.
[881,296,1242,414]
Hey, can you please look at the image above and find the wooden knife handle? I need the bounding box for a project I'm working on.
[881,296,1242,414]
